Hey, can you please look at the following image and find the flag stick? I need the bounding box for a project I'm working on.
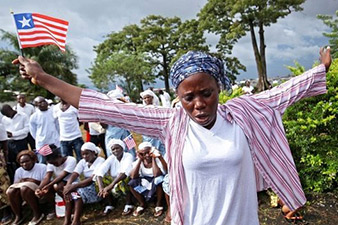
[10,9,24,56]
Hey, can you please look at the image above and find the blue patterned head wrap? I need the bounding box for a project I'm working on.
[170,51,231,90]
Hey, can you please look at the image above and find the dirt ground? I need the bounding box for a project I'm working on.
[13,191,336,225]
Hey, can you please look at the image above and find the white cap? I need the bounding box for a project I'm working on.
[81,142,101,154]
[140,90,155,99]
[107,89,124,99]
[107,139,126,153]
[138,141,152,150]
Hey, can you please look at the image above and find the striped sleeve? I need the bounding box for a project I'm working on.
[253,64,327,114]
[78,89,174,139]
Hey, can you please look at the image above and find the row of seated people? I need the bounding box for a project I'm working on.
[6,140,170,225]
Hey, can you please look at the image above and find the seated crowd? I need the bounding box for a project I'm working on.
[0,89,172,225]
[2,136,170,225]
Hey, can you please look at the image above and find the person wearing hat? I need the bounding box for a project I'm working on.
[139,90,166,156]
[6,150,47,225]
[104,90,136,158]
[62,142,105,225]
[13,47,332,225]
[128,142,167,217]
[95,139,134,216]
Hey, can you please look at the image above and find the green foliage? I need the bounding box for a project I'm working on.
[283,59,338,192]
[198,0,304,90]
[317,10,338,59]
[90,15,209,94]
[218,87,244,104]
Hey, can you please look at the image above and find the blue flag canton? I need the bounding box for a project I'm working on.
[14,13,35,29]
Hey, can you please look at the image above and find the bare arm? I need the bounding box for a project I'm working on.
[130,158,142,179]
[12,56,82,108]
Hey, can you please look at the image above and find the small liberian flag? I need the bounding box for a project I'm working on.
[123,134,136,150]
[37,144,53,156]
[12,13,69,51]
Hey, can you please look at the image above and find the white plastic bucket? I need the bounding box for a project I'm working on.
[55,193,65,218]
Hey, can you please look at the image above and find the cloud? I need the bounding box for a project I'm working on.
[1,0,336,86]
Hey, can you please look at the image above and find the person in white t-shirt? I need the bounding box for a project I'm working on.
[63,142,105,225]
[1,104,30,182]
[35,145,76,201]
[0,122,12,225]
[54,99,84,161]
[88,122,106,157]
[242,80,254,94]
[30,97,60,163]
[6,150,46,225]
[95,139,134,216]
[15,94,36,151]
[158,90,171,108]
[129,142,167,217]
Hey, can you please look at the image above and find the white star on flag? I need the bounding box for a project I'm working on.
[18,16,31,28]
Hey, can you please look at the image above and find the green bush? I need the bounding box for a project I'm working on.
[219,87,244,104]
[283,60,338,192]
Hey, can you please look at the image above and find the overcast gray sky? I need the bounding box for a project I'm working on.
[1,0,337,89]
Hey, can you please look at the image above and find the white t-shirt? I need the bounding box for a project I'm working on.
[30,109,60,149]
[55,105,82,141]
[242,85,254,94]
[0,123,7,141]
[88,122,105,135]
[15,103,35,118]
[132,158,165,177]
[14,163,47,183]
[46,156,77,181]
[95,152,134,177]
[2,113,29,140]
[182,113,259,225]
[73,156,105,178]
[159,91,171,108]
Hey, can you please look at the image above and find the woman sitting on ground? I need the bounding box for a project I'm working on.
[7,150,46,225]
[95,139,134,216]
[63,142,105,225]
[129,142,167,217]
[35,144,77,216]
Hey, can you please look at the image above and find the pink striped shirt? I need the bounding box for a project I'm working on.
[79,64,327,225]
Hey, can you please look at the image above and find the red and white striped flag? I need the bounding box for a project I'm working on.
[13,13,69,51]
[123,134,136,150]
[38,144,53,156]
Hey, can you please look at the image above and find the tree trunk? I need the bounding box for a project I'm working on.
[162,53,170,92]
[249,20,269,92]
[257,21,269,91]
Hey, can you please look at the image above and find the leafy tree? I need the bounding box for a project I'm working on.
[91,16,209,95]
[89,24,156,100]
[0,29,78,100]
[199,0,305,91]
[317,10,338,58]
[140,15,208,92]
[283,60,338,192]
